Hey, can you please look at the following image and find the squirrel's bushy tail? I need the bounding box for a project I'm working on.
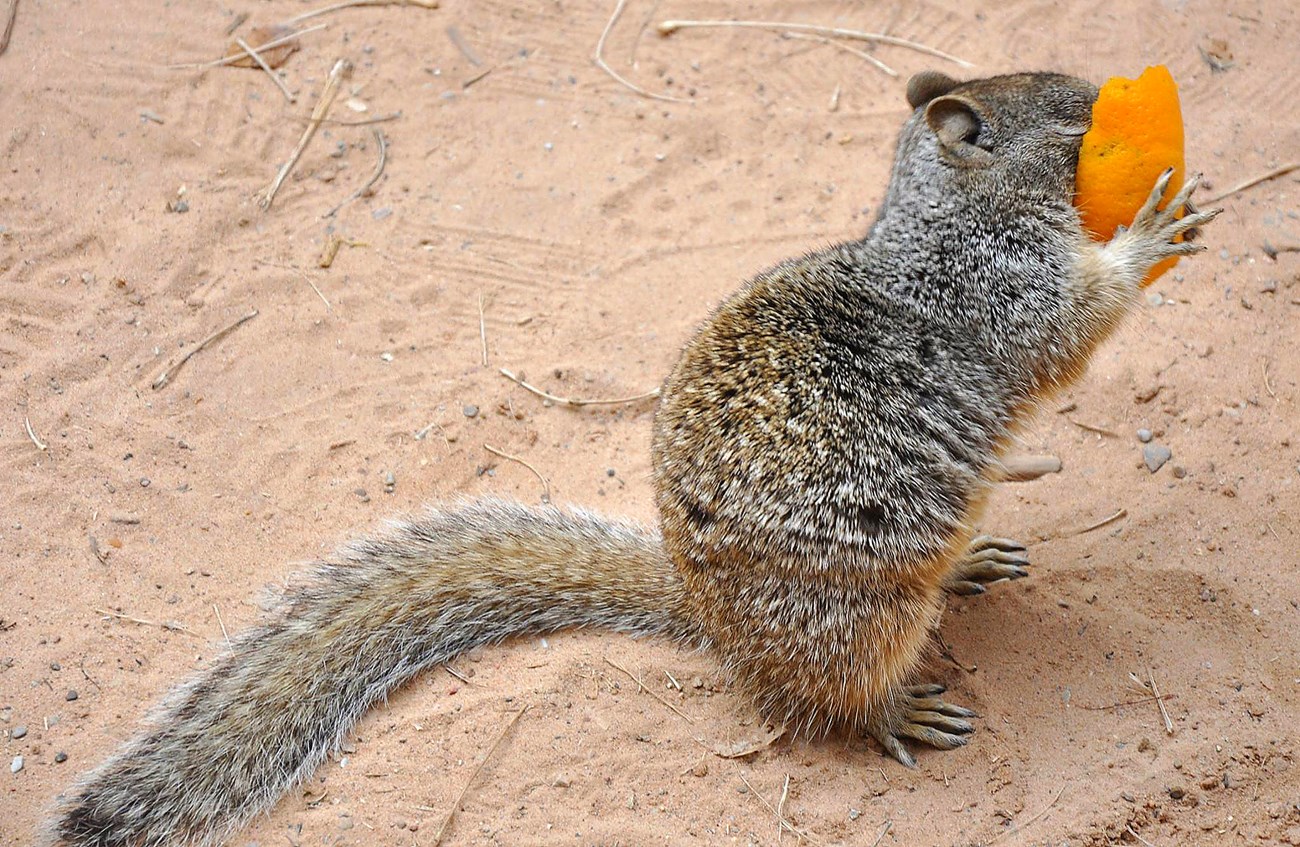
[53,499,691,847]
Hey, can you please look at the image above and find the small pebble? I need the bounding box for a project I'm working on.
[1172,465,1187,479]
[11,726,26,739]
[65,689,79,701]
[50,662,61,671]
[139,478,151,488]
[1136,428,1153,443]
[354,488,370,503]
[380,352,394,362]
[10,755,22,773]
[606,468,616,477]
[1143,444,1172,473]
[848,809,862,821]
[1168,786,1186,800]
[55,751,68,763]
[462,404,479,418]
[371,207,393,220]
[383,471,396,493]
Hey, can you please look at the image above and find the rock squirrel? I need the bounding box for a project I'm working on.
[50,70,1217,846]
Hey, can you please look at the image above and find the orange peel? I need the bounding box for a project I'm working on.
[1074,65,1185,286]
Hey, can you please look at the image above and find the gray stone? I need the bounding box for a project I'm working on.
[1144,444,1173,473]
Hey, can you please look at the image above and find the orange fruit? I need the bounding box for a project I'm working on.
[1074,65,1185,286]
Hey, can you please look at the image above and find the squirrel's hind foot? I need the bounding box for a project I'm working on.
[867,683,977,768]
[944,534,1030,596]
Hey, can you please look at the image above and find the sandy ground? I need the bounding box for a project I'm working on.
[3,0,1299,844]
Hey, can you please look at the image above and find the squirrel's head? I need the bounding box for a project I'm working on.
[901,70,1098,202]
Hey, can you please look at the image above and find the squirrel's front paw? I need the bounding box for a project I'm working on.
[1109,169,1221,274]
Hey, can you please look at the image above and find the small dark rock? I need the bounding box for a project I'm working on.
[65,689,79,701]
[1169,786,1186,800]
[462,404,479,418]
[55,751,68,763]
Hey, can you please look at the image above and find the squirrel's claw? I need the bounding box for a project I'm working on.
[867,684,978,767]
[945,535,1031,596]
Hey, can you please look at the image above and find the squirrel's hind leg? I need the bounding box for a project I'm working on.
[865,683,978,768]
[944,534,1030,596]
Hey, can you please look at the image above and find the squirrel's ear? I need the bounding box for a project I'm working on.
[906,71,960,109]
[924,95,994,163]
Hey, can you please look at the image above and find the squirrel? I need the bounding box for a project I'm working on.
[50,70,1217,846]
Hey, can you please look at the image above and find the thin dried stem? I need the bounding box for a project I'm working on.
[23,413,46,451]
[499,367,660,407]
[432,706,528,845]
[262,58,351,210]
[1205,161,1299,204]
[1149,668,1174,735]
[737,774,821,845]
[235,36,295,101]
[285,0,440,27]
[0,0,18,57]
[603,657,696,724]
[1074,508,1127,535]
[477,293,489,366]
[781,31,896,77]
[597,0,693,103]
[94,608,199,637]
[169,24,327,70]
[658,19,973,68]
[323,127,387,218]
[152,309,259,389]
[483,444,551,504]
[985,785,1065,845]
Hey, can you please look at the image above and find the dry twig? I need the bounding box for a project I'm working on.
[483,444,551,503]
[1126,825,1160,847]
[477,293,489,366]
[499,367,660,407]
[1074,508,1127,535]
[869,821,893,847]
[262,58,352,210]
[152,309,259,389]
[1077,693,1179,712]
[597,0,693,103]
[1149,668,1174,735]
[260,260,332,310]
[235,36,296,101]
[323,127,387,218]
[776,775,791,844]
[286,0,440,26]
[658,19,973,67]
[737,774,820,845]
[1068,418,1118,437]
[0,0,17,57]
[432,705,528,845]
[1205,161,1300,204]
[603,656,696,724]
[95,608,198,637]
[170,24,326,70]
[23,413,46,451]
[984,785,1065,845]
[213,604,231,647]
[781,31,896,77]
